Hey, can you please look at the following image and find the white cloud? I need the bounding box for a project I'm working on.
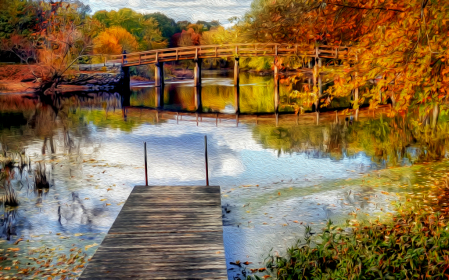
[128,0,141,7]
[84,0,253,25]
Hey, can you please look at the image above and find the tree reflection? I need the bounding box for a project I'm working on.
[252,116,449,165]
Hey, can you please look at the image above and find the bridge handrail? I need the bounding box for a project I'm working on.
[109,43,351,59]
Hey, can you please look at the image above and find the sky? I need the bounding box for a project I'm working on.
[83,0,254,27]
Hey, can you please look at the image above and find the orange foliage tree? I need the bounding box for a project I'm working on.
[93,26,140,55]
[238,0,449,125]
[0,1,95,94]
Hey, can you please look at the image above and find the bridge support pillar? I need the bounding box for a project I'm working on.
[194,86,202,112]
[194,58,202,86]
[234,85,240,114]
[274,74,280,113]
[120,66,131,104]
[354,87,359,121]
[274,56,279,76]
[234,57,240,86]
[155,62,164,87]
[155,85,164,109]
[318,58,323,96]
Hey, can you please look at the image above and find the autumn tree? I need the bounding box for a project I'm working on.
[239,0,449,126]
[0,1,93,94]
[92,8,168,51]
[174,28,201,47]
[93,26,139,55]
[327,0,449,128]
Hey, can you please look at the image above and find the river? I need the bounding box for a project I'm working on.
[0,70,447,279]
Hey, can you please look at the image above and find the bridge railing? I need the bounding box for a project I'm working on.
[107,43,352,67]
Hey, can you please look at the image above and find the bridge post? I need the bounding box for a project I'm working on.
[194,58,202,86]
[155,62,164,87]
[274,74,280,113]
[234,57,240,86]
[274,56,279,76]
[194,85,202,112]
[120,66,131,103]
[155,85,163,109]
[234,85,240,114]
[318,58,323,96]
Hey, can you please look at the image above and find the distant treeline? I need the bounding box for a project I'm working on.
[0,0,235,60]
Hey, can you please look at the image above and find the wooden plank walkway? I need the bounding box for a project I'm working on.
[80,185,228,279]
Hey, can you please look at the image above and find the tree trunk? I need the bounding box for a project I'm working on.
[432,103,439,129]
[390,94,396,107]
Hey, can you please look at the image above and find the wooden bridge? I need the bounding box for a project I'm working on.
[109,43,363,120]
[109,43,351,67]
[113,43,352,89]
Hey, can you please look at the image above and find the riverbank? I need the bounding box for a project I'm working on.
[248,161,449,279]
[0,65,308,94]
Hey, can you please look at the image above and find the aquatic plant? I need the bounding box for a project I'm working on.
[34,163,50,190]
[2,183,19,207]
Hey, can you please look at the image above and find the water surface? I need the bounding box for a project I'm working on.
[0,71,447,279]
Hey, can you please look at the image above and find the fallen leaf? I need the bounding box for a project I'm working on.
[85,243,99,251]
[13,238,23,245]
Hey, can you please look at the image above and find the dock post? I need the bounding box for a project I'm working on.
[204,135,209,186]
[144,142,148,186]
[155,62,164,87]
[234,57,240,86]
[194,58,202,86]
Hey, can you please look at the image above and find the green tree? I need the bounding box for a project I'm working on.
[144,12,180,39]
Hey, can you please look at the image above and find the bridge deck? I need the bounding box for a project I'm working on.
[80,185,227,279]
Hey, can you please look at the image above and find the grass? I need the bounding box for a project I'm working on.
[246,173,449,279]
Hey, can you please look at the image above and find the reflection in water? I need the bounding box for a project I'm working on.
[0,71,448,278]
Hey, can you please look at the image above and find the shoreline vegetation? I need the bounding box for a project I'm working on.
[244,162,449,279]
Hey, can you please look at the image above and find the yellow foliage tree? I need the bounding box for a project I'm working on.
[93,26,140,55]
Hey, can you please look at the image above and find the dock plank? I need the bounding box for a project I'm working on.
[80,185,227,279]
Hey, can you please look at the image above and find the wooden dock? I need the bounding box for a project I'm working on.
[80,185,228,279]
